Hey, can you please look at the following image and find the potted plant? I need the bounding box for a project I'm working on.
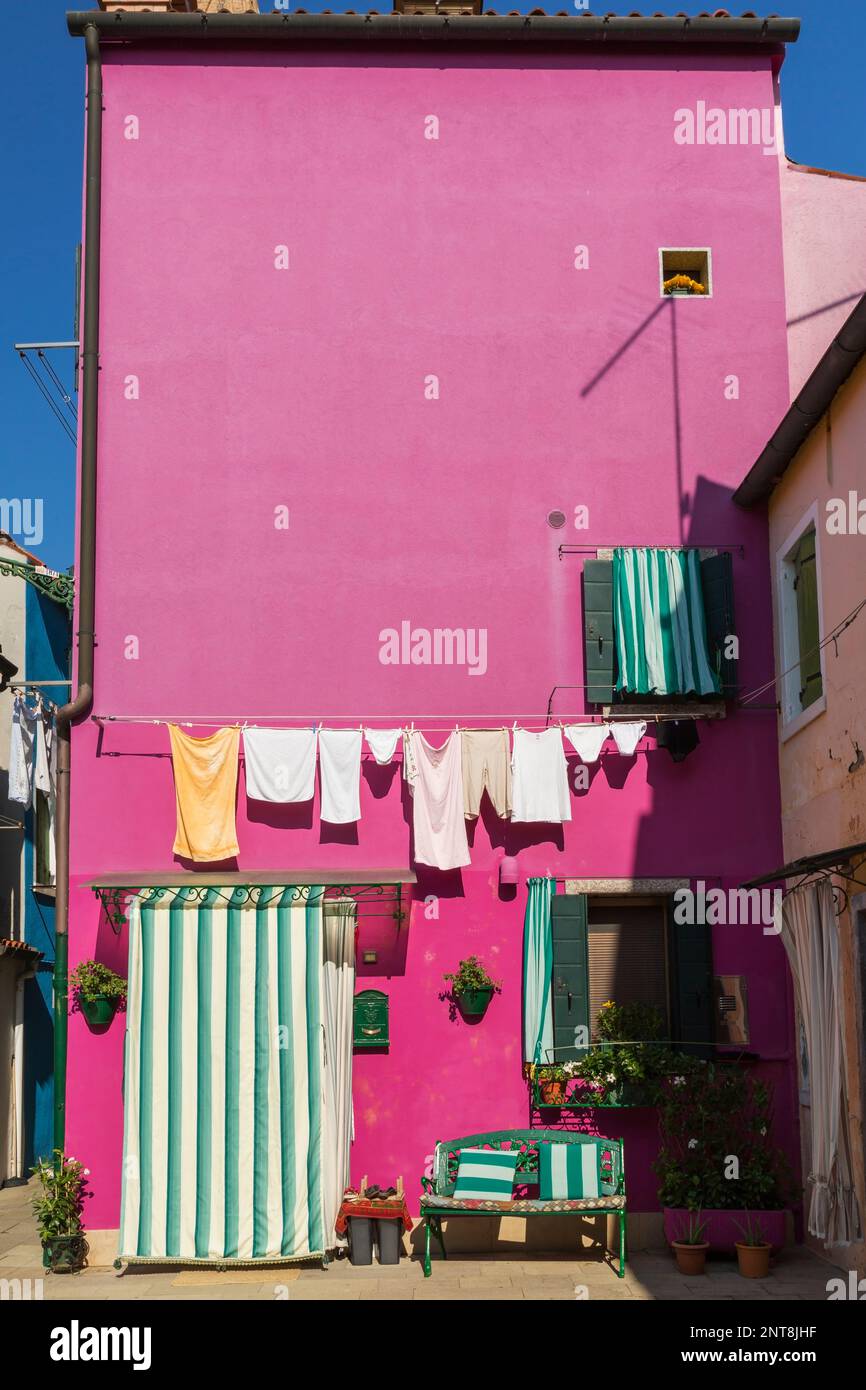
[443,955,500,1020]
[656,1068,794,1254]
[69,959,127,1026]
[31,1152,90,1273]
[535,1064,569,1106]
[735,1212,772,1278]
[566,1001,689,1106]
[671,1211,710,1275]
[663,273,707,297]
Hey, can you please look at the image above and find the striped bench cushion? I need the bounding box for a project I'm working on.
[453,1148,519,1200]
[539,1143,605,1200]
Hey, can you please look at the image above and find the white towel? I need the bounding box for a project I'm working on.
[35,712,52,794]
[9,699,37,808]
[364,727,402,766]
[563,723,609,764]
[319,728,362,823]
[243,727,317,802]
[609,721,647,756]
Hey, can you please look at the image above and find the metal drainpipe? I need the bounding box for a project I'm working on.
[53,23,101,1161]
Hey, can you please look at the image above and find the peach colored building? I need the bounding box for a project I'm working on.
[736,294,866,1276]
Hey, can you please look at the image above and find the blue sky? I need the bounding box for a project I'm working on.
[3,0,864,571]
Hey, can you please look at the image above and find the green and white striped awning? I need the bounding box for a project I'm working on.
[613,547,719,697]
[119,887,325,1264]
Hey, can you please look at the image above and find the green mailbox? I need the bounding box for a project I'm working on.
[353,989,389,1050]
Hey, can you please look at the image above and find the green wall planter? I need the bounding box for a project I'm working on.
[455,986,493,1018]
[80,994,117,1027]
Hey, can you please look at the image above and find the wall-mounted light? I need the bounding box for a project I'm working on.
[362,950,378,965]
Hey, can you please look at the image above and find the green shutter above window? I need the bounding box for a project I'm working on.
[551,895,590,1061]
[667,898,714,1059]
[583,559,615,705]
[793,530,822,712]
[700,551,738,697]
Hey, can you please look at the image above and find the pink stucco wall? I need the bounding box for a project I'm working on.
[67,42,797,1231]
[781,159,866,395]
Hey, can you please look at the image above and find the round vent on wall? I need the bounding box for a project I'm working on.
[547,509,567,529]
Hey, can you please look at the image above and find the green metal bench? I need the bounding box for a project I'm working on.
[420,1129,626,1278]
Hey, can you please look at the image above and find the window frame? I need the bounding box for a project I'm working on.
[658,247,713,299]
[776,503,827,741]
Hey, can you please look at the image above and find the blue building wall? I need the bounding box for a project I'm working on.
[23,585,69,1168]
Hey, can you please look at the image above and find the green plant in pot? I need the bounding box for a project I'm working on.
[734,1212,772,1279]
[443,955,500,1020]
[655,1067,795,1253]
[69,959,127,1027]
[533,1063,569,1106]
[568,1001,691,1106]
[31,1152,90,1273]
[671,1210,710,1276]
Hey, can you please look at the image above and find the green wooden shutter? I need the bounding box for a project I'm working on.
[667,897,714,1059]
[793,531,822,711]
[551,895,590,1062]
[700,552,737,697]
[583,559,615,705]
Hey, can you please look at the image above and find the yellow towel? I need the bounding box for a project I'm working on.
[168,724,240,863]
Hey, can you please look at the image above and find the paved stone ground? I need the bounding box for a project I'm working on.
[1,1180,843,1301]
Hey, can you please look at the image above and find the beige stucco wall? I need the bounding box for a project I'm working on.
[768,354,866,857]
[768,353,866,1275]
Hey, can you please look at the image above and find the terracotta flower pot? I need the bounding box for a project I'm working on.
[736,1242,772,1278]
[538,1079,566,1106]
[672,1240,710,1276]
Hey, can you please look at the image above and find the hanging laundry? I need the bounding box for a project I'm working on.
[404,731,470,870]
[563,723,609,764]
[319,728,362,823]
[9,696,38,808]
[656,719,700,763]
[609,721,647,756]
[461,728,512,819]
[169,724,240,863]
[511,728,571,823]
[34,704,52,796]
[363,727,402,766]
[244,727,317,803]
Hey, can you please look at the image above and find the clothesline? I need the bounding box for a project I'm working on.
[91,712,707,729]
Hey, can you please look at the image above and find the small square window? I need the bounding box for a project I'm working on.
[660,248,712,298]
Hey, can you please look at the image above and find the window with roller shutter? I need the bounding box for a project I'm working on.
[550,894,713,1057]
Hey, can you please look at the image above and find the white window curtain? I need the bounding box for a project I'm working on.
[321,901,356,1248]
[776,879,862,1246]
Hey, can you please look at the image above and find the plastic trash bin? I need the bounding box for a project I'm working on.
[376,1219,402,1265]
[347,1217,373,1266]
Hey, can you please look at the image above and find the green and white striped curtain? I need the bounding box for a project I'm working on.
[613,547,719,697]
[523,877,556,1064]
[119,887,325,1263]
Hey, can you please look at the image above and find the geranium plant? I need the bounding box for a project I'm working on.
[443,956,500,996]
[69,959,127,1007]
